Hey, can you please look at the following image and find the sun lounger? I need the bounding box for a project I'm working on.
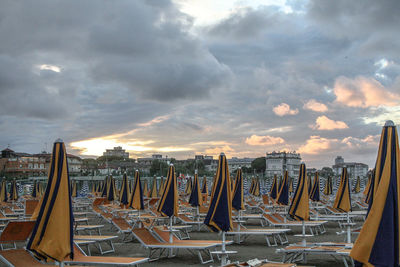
[75,224,104,235]
[74,235,118,255]
[0,221,35,250]
[177,214,204,231]
[226,225,291,246]
[23,200,39,218]
[262,214,326,235]
[152,226,233,247]
[0,249,50,266]
[132,227,215,264]
[64,244,149,266]
[276,245,354,266]
[112,217,134,242]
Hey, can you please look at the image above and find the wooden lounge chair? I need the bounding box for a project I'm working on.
[152,226,233,246]
[0,249,51,266]
[0,221,36,250]
[74,235,118,255]
[262,214,326,235]
[132,227,215,264]
[64,244,149,266]
[112,217,133,242]
[24,200,39,218]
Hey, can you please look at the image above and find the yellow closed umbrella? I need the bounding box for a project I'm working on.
[27,139,73,262]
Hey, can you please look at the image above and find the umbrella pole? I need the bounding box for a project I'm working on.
[346,212,351,243]
[301,220,306,246]
[169,215,173,257]
[221,231,227,266]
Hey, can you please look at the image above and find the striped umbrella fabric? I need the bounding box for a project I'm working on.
[289,178,294,194]
[142,180,149,197]
[107,177,116,202]
[101,176,108,197]
[333,167,351,212]
[308,176,312,196]
[27,139,73,262]
[350,120,400,266]
[201,176,208,195]
[363,173,372,196]
[288,163,309,221]
[270,175,278,200]
[276,171,289,205]
[249,177,255,195]
[253,178,260,197]
[157,164,178,217]
[185,177,192,195]
[189,172,202,207]
[10,179,18,201]
[158,177,165,197]
[323,176,333,195]
[149,176,158,198]
[71,181,77,197]
[352,176,361,193]
[129,170,144,210]
[204,153,232,232]
[232,168,244,211]
[310,172,320,202]
[0,180,8,202]
[119,173,129,206]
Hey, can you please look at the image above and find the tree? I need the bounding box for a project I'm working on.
[251,157,266,173]
[150,160,169,176]
[319,167,334,178]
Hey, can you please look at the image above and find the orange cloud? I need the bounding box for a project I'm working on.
[273,103,299,116]
[334,76,400,108]
[341,135,380,148]
[298,135,338,154]
[245,135,285,146]
[312,115,348,130]
[303,99,328,112]
[204,145,234,156]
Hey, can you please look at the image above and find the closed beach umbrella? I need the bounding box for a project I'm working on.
[142,180,149,197]
[323,176,333,195]
[288,163,309,221]
[149,176,158,198]
[71,180,77,197]
[270,175,278,200]
[333,167,351,212]
[0,180,7,203]
[189,172,202,207]
[276,171,289,205]
[27,139,73,262]
[232,168,244,211]
[204,153,233,266]
[310,172,320,202]
[365,171,374,204]
[363,173,372,196]
[158,177,165,197]
[101,176,108,197]
[201,176,208,195]
[308,176,312,196]
[107,177,116,201]
[253,178,260,197]
[204,153,233,232]
[119,173,129,206]
[157,164,178,217]
[185,177,192,195]
[129,170,144,210]
[351,120,400,266]
[249,177,255,195]
[10,179,18,201]
[352,176,361,193]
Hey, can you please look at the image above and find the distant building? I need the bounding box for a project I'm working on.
[103,146,129,159]
[265,151,301,178]
[0,148,82,177]
[228,157,254,171]
[332,156,368,179]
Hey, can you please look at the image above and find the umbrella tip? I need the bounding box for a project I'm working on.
[195,169,198,174]
[385,120,395,127]
[170,163,174,167]
[55,138,63,143]
[220,152,225,156]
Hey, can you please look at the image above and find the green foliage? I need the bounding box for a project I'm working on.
[251,157,266,173]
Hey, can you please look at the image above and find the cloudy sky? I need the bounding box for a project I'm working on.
[1,0,399,168]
